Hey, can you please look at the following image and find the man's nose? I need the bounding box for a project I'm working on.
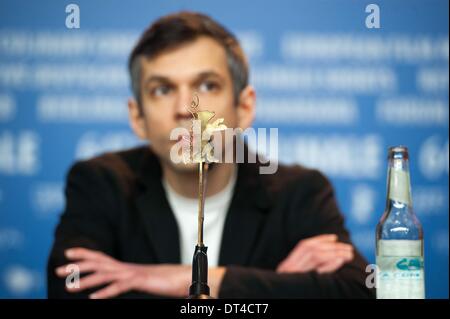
[174,89,194,120]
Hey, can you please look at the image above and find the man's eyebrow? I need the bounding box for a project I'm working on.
[195,71,225,82]
[143,75,173,86]
[143,71,225,86]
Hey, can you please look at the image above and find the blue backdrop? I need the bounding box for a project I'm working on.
[0,0,448,298]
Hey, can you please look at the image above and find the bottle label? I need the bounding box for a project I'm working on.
[389,169,411,205]
[376,240,425,299]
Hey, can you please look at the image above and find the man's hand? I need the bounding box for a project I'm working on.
[276,234,354,274]
[56,248,225,299]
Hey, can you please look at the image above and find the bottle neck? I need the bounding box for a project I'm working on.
[385,157,413,210]
[378,146,423,241]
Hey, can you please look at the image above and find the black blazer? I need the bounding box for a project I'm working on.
[47,145,374,298]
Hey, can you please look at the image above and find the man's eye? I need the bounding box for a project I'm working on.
[198,81,219,93]
[151,85,172,97]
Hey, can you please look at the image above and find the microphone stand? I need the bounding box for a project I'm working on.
[188,161,212,299]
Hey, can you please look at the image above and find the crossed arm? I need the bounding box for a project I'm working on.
[54,234,354,299]
[49,162,372,299]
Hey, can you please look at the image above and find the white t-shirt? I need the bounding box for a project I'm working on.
[162,169,237,266]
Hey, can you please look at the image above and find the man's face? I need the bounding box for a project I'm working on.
[131,36,241,171]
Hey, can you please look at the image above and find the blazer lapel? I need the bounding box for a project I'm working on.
[133,146,271,266]
[219,160,271,266]
[135,150,181,264]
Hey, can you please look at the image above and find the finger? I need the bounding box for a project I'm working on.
[317,258,346,274]
[279,251,319,273]
[332,242,353,251]
[56,261,100,277]
[66,272,114,293]
[310,242,353,252]
[277,242,352,272]
[278,249,353,273]
[291,234,339,256]
[304,249,353,270]
[294,242,353,254]
[278,235,340,269]
[305,249,354,268]
[56,260,122,278]
[304,250,353,268]
[277,244,319,272]
[276,259,289,272]
[277,257,298,272]
[301,234,338,247]
[89,281,132,299]
[65,248,109,262]
[277,250,313,273]
[277,243,310,271]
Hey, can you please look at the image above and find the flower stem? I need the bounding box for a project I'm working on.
[197,162,209,246]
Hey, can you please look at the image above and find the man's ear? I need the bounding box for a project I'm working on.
[128,98,147,140]
[236,85,256,130]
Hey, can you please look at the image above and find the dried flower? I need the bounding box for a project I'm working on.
[182,96,227,164]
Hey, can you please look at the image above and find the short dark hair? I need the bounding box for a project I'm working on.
[128,11,249,107]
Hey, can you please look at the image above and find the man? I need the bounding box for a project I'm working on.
[47,11,374,299]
